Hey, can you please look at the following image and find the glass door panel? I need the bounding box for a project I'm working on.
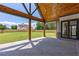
[69,21,77,39]
[62,22,68,38]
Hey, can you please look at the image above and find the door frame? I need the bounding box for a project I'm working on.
[61,19,78,39]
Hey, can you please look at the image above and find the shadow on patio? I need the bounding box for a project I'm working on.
[0,37,79,56]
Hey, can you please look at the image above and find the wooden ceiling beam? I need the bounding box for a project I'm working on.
[0,5,43,22]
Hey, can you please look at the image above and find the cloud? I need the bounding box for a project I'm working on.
[0,21,36,25]
[0,21,37,29]
[0,21,19,25]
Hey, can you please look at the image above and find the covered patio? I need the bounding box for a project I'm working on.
[0,3,79,56]
[0,37,79,56]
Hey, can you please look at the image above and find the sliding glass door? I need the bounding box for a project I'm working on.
[61,20,78,39]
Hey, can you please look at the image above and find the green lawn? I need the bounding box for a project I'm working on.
[46,33,56,38]
[0,31,56,44]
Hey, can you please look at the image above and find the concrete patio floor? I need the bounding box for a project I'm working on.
[0,37,79,56]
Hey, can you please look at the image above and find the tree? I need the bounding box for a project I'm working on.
[35,22,56,30]
[11,25,17,30]
[0,24,6,33]
[35,22,44,30]
[47,22,56,30]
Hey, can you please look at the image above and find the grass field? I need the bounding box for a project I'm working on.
[0,31,56,44]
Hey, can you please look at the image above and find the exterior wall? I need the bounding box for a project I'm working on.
[17,24,33,30]
[57,13,79,38]
[17,24,29,30]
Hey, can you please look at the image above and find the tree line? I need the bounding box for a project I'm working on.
[0,22,56,33]
[35,22,56,30]
[0,24,17,33]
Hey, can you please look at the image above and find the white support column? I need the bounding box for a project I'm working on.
[56,20,61,38]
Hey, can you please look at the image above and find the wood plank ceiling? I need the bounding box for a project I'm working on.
[37,3,58,21]
[37,3,79,22]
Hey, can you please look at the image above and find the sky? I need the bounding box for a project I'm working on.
[0,3,41,28]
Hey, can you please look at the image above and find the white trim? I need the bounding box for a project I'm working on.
[60,14,79,21]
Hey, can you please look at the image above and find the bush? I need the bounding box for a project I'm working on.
[0,24,7,33]
[11,25,17,30]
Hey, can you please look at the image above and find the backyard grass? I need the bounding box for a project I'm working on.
[0,31,56,44]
